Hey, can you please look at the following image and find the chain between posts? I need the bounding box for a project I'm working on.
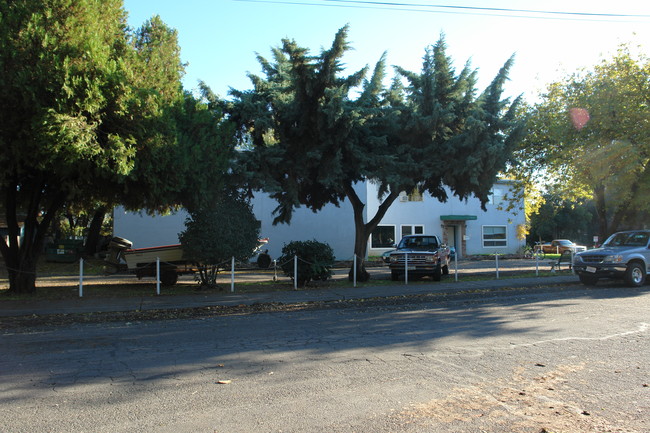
[8,249,569,296]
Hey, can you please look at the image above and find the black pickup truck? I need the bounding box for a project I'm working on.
[388,235,451,281]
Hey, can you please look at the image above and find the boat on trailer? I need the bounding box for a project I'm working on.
[105,238,194,285]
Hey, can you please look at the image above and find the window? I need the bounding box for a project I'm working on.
[400,235,439,250]
[482,225,507,248]
[401,225,424,238]
[371,225,396,248]
[398,187,423,202]
[489,187,504,206]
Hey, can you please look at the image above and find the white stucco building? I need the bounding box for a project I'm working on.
[113,180,525,260]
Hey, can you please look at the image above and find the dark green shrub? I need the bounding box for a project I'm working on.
[179,194,260,289]
[277,240,335,286]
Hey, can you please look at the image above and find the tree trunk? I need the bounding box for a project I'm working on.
[1,231,42,294]
[0,181,65,294]
[344,183,399,282]
[609,177,641,235]
[349,217,371,282]
[84,206,107,256]
[6,255,38,294]
[593,184,608,243]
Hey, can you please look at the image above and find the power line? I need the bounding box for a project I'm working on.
[322,0,650,19]
[234,0,650,22]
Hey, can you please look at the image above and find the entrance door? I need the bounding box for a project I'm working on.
[444,225,458,258]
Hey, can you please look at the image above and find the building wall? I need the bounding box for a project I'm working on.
[112,208,188,249]
[249,185,362,260]
[113,182,366,261]
[365,181,525,258]
[113,180,524,261]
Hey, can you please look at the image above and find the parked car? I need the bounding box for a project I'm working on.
[573,230,650,287]
[534,239,587,256]
[388,235,450,281]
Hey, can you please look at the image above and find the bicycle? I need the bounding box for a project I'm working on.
[522,245,534,259]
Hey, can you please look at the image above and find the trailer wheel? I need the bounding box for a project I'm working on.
[161,269,178,286]
[257,253,272,269]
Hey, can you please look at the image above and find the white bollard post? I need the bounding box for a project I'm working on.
[231,256,235,293]
[535,252,539,276]
[353,254,357,288]
[156,257,160,295]
[294,255,298,290]
[79,257,84,298]
[454,251,458,282]
[273,259,277,281]
[495,253,500,279]
[404,252,409,285]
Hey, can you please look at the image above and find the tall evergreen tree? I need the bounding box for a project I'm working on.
[0,2,234,293]
[229,27,524,280]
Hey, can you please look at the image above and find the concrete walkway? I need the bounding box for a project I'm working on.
[0,274,579,318]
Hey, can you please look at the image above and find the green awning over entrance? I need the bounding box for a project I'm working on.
[440,215,477,221]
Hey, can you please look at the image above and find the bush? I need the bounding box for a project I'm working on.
[179,194,260,289]
[277,240,335,286]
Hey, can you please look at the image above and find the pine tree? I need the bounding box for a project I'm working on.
[229,27,524,281]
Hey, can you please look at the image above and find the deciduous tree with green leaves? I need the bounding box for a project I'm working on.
[229,26,524,281]
[527,191,597,244]
[519,44,650,240]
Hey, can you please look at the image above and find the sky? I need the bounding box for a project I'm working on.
[122,0,650,103]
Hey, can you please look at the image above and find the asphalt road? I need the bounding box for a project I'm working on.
[1,283,648,432]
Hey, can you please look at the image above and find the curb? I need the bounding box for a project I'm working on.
[0,275,579,318]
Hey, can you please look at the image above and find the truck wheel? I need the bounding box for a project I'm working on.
[391,270,400,281]
[578,273,598,286]
[432,265,442,281]
[624,262,646,287]
[161,269,178,286]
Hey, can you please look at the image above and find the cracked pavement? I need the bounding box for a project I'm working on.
[1,283,649,432]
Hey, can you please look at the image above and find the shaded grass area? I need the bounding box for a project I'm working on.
[0,255,574,329]
[0,279,339,301]
[0,268,566,301]
[0,253,568,301]
[0,257,110,278]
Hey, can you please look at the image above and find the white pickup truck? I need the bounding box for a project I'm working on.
[573,230,650,287]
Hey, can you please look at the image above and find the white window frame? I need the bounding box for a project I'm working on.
[370,225,397,249]
[400,224,425,239]
[489,187,504,206]
[482,225,507,248]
